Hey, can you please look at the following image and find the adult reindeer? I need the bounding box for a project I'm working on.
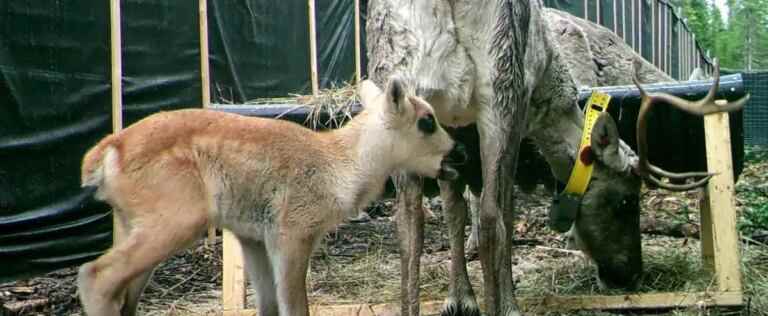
[367,1,747,315]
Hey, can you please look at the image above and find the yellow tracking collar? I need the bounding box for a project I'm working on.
[563,91,612,196]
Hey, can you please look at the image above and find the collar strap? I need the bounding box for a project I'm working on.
[562,91,612,196]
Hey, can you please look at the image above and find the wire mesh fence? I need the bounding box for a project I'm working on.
[743,72,768,146]
[544,0,713,80]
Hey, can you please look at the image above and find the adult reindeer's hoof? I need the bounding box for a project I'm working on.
[440,299,480,316]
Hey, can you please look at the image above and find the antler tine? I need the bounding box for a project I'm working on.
[703,58,720,102]
[645,172,714,191]
[632,58,748,192]
[647,163,714,180]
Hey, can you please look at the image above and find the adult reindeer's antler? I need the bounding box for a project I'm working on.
[631,58,749,191]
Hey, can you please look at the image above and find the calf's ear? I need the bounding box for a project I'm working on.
[384,75,407,115]
[358,80,384,109]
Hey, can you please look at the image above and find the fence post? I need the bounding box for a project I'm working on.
[308,0,319,96]
[109,0,123,245]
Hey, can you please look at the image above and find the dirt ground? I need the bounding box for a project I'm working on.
[2,158,766,316]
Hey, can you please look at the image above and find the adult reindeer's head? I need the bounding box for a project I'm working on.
[366,0,475,127]
[572,60,748,289]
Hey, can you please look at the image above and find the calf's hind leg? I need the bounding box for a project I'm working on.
[77,206,207,316]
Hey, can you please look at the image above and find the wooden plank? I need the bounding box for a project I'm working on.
[518,291,743,312]
[225,302,443,316]
[222,230,247,310]
[703,112,743,292]
[226,292,742,315]
[308,0,319,96]
[354,0,362,84]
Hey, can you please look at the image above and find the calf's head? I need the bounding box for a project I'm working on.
[358,76,463,181]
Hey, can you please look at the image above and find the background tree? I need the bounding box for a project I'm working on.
[679,0,768,70]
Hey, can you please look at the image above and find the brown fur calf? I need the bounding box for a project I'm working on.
[77,76,461,316]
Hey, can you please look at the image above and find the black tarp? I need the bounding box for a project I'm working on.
[0,0,365,282]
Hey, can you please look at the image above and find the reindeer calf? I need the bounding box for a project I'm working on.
[77,76,462,316]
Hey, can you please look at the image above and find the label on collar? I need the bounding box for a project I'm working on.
[549,91,611,232]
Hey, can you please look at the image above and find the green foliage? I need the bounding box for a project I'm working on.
[737,146,768,235]
[680,0,768,70]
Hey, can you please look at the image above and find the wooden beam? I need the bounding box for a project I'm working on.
[222,230,247,311]
[225,292,742,315]
[224,301,444,316]
[308,0,319,96]
[703,112,743,292]
[354,0,362,84]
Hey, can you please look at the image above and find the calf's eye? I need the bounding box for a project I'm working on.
[418,114,436,134]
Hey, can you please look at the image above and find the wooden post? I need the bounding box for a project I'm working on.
[631,0,636,50]
[200,0,211,110]
[222,230,247,311]
[199,0,218,247]
[702,112,743,292]
[109,0,123,245]
[354,0,362,84]
[596,0,601,25]
[633,0,643,56]
[308,0,319,96]
[651,0,656,67]
[612,0,618,33]
[110,0,123,134]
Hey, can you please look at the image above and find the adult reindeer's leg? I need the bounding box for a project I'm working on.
[480,0,535,313]
[395,172,425,316]
[477,116,524,316]
[439,180,479,316]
